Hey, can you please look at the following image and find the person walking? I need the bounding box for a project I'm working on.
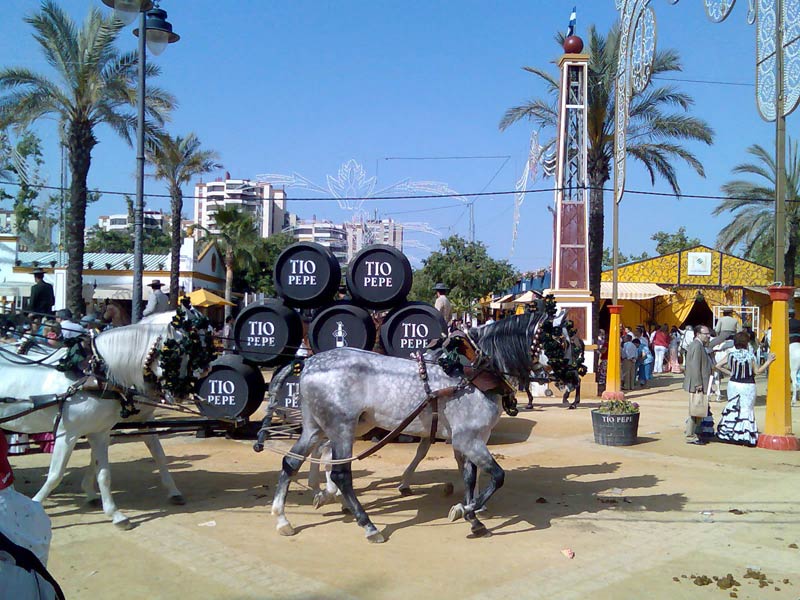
[714,331,774,447]
[683,325,714,445]
[651,324,670,373]
[621,334,637,391]
[433,282,452,325]
[595,329,608,396]
[668,326,683,373]
[29,268,55,317]
[635,338,654,386]
[142,280,169,317]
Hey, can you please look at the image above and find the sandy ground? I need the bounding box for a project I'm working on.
[7,373,800,600]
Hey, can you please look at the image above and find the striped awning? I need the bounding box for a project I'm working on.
[489,293,515,309]
[600,282,673,300]
[513,291,541,303]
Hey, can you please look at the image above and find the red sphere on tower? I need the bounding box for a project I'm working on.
[563,35,584,54]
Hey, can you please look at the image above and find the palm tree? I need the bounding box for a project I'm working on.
[147,133,222,308]
[714,140,800,284]
[198,206,261,318]
[500,25,713,337]
[0,1,174,316]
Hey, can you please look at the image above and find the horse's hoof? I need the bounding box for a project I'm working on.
[366,530,385,544]
[169,494,186,506]
[312,492,329,510]
[87,498,102,508]
[277,523,295,536]
[398,485,413,496]
[448,503,465,522]
[114,518,133,531]
[469,523,490,538]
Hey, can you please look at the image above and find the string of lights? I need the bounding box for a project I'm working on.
[0,178,791,204]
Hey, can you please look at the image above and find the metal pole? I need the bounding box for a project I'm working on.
[612,198,619,305]
[132,9,146,323]
[775,0,786,284]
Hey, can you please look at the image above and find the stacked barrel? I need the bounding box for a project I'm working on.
[197,242,447,420]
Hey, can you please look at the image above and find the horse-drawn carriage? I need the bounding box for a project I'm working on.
[3,242,587,541]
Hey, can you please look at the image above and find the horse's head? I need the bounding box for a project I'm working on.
[533,297,587,390]
[93,304,217,402]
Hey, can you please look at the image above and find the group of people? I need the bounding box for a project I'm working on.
[617,324,685,390]
[682,323,774,447]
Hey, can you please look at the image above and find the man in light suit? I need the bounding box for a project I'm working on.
[142,280,169,317]
[682,325,713,445]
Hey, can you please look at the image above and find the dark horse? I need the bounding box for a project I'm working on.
[270,301,584,542]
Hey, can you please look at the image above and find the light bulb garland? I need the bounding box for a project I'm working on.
[539,294,588,384]
[156,304,217,399]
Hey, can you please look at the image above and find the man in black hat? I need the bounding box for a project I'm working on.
[789,305,800,345]
[433,282,452,325]
[142,279,169,317]
[29,268,55,316]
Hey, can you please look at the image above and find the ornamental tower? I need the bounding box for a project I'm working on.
[548,34,595,373]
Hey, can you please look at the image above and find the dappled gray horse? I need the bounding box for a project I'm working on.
[270,307,584,542]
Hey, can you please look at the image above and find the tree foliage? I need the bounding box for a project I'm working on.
[0,1,175,316]
[146,132,222,307]
[409,235,518,312]
[0,129,44,235]
[601,227,700,268]
[714,140,800,284]
[197,206,261,317]
[651,227,700,255]
[240,232,296,297]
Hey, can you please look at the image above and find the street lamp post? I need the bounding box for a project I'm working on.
[101,0,179,323]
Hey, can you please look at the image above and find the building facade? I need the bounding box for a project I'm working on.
[97,210,168,234]
[285,219,348,266]
[343,218,403,261]
[194,176,287,239]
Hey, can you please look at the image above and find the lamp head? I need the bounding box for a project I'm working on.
[134,8,180,56]
[101,0,154,26]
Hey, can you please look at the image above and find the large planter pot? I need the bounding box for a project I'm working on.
[591,410,640,446]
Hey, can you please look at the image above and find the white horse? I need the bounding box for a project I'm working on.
[0,310,212,529]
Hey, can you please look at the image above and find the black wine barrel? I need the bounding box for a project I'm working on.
[271,360,304,411]
[380,302,447,358]
[233,299,302,366]
[346,244,412,309]
[274,242,342,308]
[196,355,266,420]
[308,302,376,353]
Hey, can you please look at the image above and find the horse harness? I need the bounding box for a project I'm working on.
[353,334,518,461]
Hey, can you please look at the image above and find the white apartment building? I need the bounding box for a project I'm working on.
[194,176,287,239]
[285,219,348,266]
[343,218,403,261]
[97,210,168,234]
[283,217,404,266]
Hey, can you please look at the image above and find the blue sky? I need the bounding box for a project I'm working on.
[0,1,780,270]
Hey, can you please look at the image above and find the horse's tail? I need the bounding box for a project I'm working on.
[253,361,298,452]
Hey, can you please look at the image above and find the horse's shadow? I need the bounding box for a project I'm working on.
[330,461,685,541]
[11,448,335,529]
